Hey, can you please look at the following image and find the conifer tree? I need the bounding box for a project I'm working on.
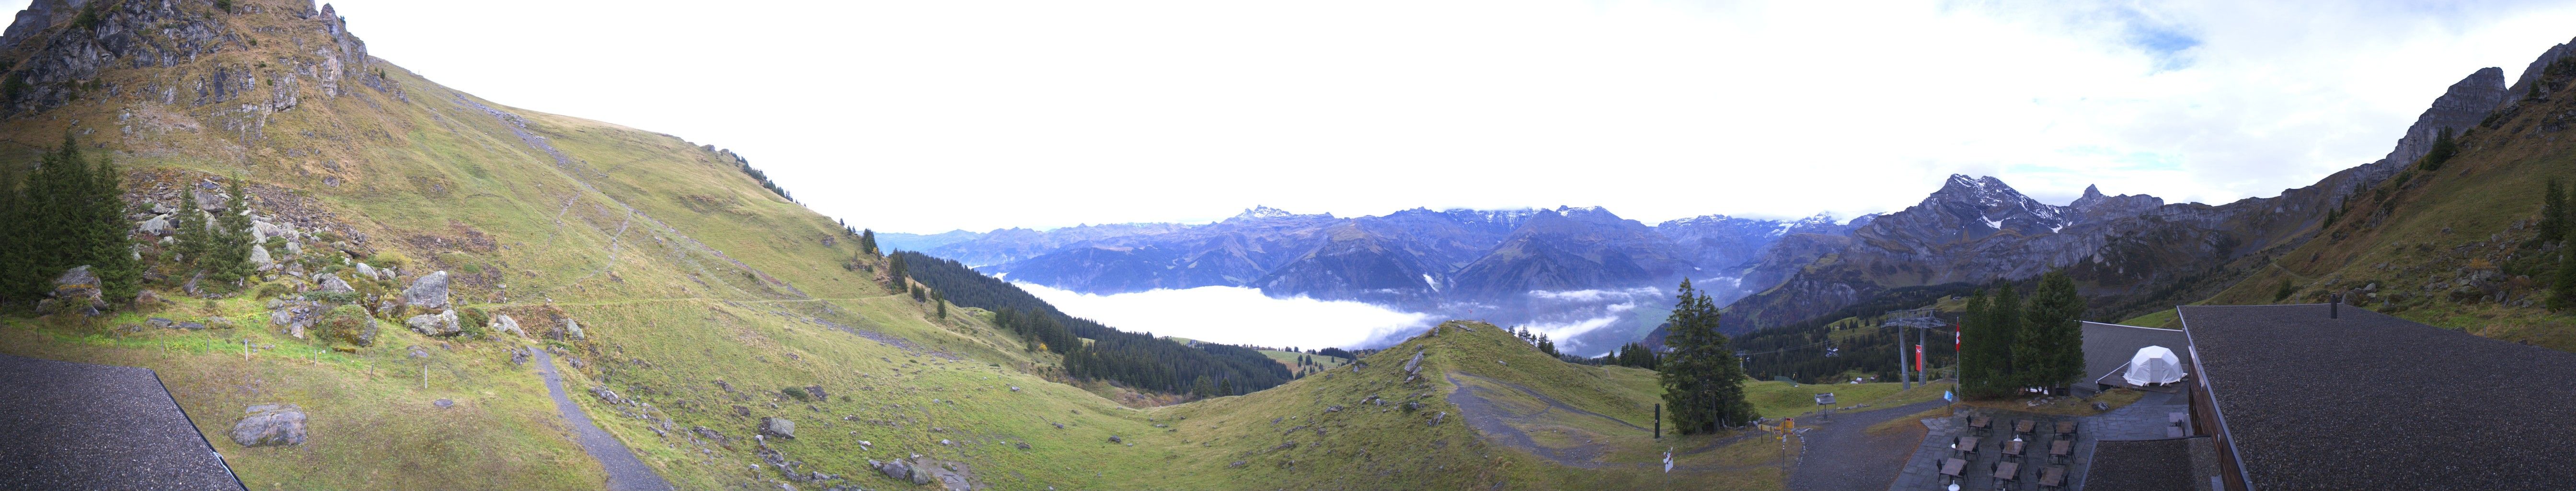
[0,166,27,304]
[173,185,208,265]
[2019,271,2085,392]
[2544,178,2568,244]
[859,229,879,256]
[204,175,255,285]
[2555,225,2576,311]
[932,290,947,319]
[84,153,137,304]
[1658,279,1752,434]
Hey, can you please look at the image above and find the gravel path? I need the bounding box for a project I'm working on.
[0,353,244,490]
[530,349,672,491]
[1785,399,1945,491]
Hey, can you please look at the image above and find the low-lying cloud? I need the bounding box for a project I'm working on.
[1013,282,1433,350]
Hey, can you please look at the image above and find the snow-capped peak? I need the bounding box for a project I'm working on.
[1236,206,1299,220]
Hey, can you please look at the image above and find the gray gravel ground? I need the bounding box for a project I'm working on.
[531,348,673,491]
[2181,304,2576,490]
[0,352,244,491]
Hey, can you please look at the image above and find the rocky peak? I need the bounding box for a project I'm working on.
[2353,68,2507,183]
[1232,206,1301,220]
[2069,184,2166,219]
[2502,37,2575,110]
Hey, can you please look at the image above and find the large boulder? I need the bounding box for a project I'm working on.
[354,262,379,281]
[191,187,227,211]
[136,214,173,236]
[402,270,450,309]
[319,276,356,293]
[760,417,796,439]
[230,404,308,447]
[562,318,586,340]
[491,315,524,338]
[249,246,275,270]
[45,266,105,316]
[404,309,461,337]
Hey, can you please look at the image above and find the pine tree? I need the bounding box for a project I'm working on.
[173,184,208,266]
[205,174,255,285]
[2555,225,2576,311]
[887,251,908,285]
[84,153,138,304]
[0,165,28,305]
[859,229,879,256]
[932,290,947,319]
[1658,279,1752,434]
[2545,178,2568,245]
[2019,271,2085,392]
[1958,290,1991,394]
[1987,283,2025,395]
[2419,128,2459,171]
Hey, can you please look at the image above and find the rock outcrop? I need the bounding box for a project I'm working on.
[402,271,449,309]
[230,404,308,447]
[759,417,795,439]
[404,309,460,337]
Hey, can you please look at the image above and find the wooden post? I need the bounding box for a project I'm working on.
[1654,404,1661,439]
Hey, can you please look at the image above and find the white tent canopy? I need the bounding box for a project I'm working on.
[2124,346,2187,386]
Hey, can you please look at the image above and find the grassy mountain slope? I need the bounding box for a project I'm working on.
[0,1,1804,490]
[2203,59,2576,352]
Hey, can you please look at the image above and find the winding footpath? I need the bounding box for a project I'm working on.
[530,348,673,491]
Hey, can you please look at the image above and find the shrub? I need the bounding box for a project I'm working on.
[254,282,292,299]
[457,306,490,332]
[304,291,359,304]
[369,250,412,269]
[321,305,372,346]
[782,386,811,401]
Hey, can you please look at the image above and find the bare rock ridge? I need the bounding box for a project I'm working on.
[0,0,390,120]
[2501,36,2576,111]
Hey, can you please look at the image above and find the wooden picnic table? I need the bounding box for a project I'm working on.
[2049,439,2073,463]
[2055,420,2076,435]
[1994,461,2022,483]
[2040,465,2068,489]
[2001,439,2026,461]
[2014,419,2036,434]
[1970,416,1993,432]
[1956,436,1982,457]
[1941,458,1967,479]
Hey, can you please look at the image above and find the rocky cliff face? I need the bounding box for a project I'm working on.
[0,0,396,146]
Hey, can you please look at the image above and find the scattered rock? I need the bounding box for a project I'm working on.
[230,404,308,447]
[1403,350,1425,374]
[402,271,451,309]
[2092,402,2110,411]
[591,386,627,405]
[179,321,207,330]
[1229,460,1247,468]
[249,246,274,270]
[508,347,530,365]
[45,266,105,316]
[137,215,173,236]
[355,262,379,280]
[1107,435,1123,444]
[561,318,585,340]
[433,398,454,409]
[1016,442,1030,450]
[805,385,828,401]
[148,317,174,329]
[761,417,796,439]
[1430,411,1446,426]
[319,276,356,293]
[404,309,461,337]
[135,289,165,306]
[490,315,524,338]
[1326,405,1343,413]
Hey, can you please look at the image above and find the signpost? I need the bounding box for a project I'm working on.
[1815,392,1836,420]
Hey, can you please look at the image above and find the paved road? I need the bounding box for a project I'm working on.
[530,348,673,491]
[1787,399,1947,491]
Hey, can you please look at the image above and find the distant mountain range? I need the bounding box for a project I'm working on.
[896,39,2554,356]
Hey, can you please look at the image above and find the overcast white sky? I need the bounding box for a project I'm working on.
[99,0,2576,233]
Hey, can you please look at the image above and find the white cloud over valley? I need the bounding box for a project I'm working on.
[1013,282,1432,349]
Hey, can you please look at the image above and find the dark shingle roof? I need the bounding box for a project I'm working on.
[2084,438,2201,491]
[0,353,244,491]
[2180,304,2576,491]
[2081,321,2192,387]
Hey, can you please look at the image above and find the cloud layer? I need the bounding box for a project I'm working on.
[1013,282,1432,349]
[294,0,2576,233]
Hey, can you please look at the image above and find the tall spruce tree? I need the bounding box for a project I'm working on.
[2019,271,2086,391]
[173,190,208,266]
[83,151,138,304]
[2556,225,2576,311]
[1989,283,2024,394]
[0,165,28,305]
[1658,279,1752,434]
[2545,178,2568,245]
[204,175,255,285]
[1958,289,1994,395]
[859,229,879,256]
